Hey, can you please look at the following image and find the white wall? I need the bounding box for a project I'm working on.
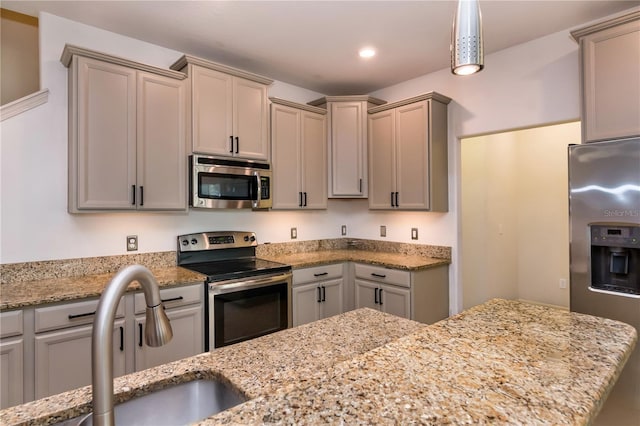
[461,122,580,310]
[0,13,334,264]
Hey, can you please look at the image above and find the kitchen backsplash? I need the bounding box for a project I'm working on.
[1,238,451,284]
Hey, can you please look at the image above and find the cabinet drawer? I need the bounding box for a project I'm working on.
[354,263,410,288]
[35,298,124,333]
[134,284,202,314]
[293,263,343,286]
[0,310,23,338]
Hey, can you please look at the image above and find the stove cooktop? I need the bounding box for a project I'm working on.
[183,258,291,283]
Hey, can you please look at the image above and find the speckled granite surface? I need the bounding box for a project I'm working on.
[0,308,426,426]
[0,267,205,310]
[1,239,449,310]
[259,249,449,270]
[1,300,635,426]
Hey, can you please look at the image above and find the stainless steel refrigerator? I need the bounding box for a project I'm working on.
[569,137,640,424]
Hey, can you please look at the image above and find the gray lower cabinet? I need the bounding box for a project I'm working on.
[32,298,126,400]
[292,264,344,326]
[34,320,126,399]
[133,285,202,371]
[3,283,203,407]
[354,263,449,324]
[0,310,24,409]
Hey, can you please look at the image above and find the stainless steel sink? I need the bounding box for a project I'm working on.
[56,379,248,426]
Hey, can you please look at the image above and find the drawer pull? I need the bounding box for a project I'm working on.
[313,272,328,277]
[379,288,384,305]
[68,311,96,320]
[119,326,124,352]
[374,288,379,304]
[138,323,143,347]
[317,287,322,303]
[321,286,326,302]
[161,296,184,304]
[371,273,387,278]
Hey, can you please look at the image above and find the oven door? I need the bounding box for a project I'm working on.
[208,272,292,349]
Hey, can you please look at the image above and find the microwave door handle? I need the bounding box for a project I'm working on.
[254,172,261,208]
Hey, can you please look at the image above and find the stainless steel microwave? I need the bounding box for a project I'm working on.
[189,154,272,209]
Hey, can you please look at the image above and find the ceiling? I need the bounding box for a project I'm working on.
[3,1,637,95]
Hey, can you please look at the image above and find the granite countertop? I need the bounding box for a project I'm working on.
[0,243,449,310]
[1,299,636,426]
[259,249,450,270]
[0,267,205,310]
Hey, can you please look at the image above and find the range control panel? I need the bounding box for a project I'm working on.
[178,231,257,252]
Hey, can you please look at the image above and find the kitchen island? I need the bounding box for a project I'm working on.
[0,299,636,425]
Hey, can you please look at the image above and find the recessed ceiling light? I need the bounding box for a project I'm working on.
[359,48,376,58]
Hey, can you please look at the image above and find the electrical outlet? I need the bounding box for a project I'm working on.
[380,225,386,237]
[291,227,297,239]
[411,228,418,240]
[559,278,567,289]
[126,235,138,251]
[341,225,347,236]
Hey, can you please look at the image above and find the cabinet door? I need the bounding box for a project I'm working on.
[190,66,234,156]
[34,320,126,399]
[379,284,411,319]
[0,338,23,409]
[368,109,395,209]
[301,110,327,209]
[292,283,321,327]
[354,279,380,311]
[319,278,343,319]
[330,102,367,197]
[271,103,302,209]
[136,72,187,210]
[233,77,269,160]
[396,101,429,210]
[135,305,202,372]
[582,20,640,142]
[74,57,136,210]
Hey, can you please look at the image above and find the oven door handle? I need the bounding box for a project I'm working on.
[210,272,292,295]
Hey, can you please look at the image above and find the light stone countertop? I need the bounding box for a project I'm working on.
[258,248,450,270]
[0,267,206,310]
[0,299,636,426]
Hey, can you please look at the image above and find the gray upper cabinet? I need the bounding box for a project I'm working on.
[572,11,640,143]
[270,98,327,209]
[309,96,386,199]
[62,45,188,212]
[368,93,450,211]
[171,55,273,161]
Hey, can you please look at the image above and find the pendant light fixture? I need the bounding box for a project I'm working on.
[451,0,484,75]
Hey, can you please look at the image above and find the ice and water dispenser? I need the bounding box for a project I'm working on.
[590,224,640,295]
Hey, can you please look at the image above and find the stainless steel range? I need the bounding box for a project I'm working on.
[177,231,292,350]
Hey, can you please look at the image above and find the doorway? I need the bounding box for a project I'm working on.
[460,121,581,310]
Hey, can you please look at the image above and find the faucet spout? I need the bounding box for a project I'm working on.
[91,265,173,426]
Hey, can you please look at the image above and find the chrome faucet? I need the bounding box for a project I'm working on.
[91,265,173,426]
